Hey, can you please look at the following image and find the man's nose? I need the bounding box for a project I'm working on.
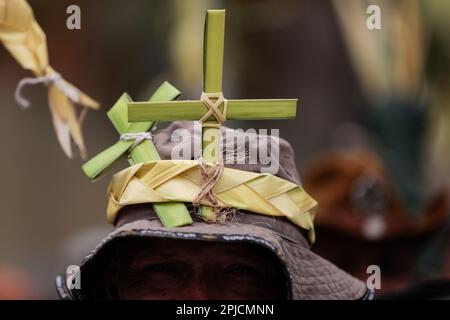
[188,275,213,300]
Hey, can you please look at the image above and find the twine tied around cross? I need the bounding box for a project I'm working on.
[195,92,231,221]
[193,157,229,221]
[199,92,228,128]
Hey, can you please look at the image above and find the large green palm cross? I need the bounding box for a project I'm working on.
[128,9,298,220]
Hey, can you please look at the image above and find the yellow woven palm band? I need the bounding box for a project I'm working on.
[108,160,318,243]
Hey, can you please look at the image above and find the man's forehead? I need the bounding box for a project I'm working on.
[116,238,271,260]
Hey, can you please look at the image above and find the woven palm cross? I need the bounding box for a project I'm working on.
[128,10,298,220]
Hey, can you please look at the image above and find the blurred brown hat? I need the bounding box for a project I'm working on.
[303,149,449,241]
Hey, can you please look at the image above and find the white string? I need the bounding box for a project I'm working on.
[120,132,153,151]
[14,72,80,109]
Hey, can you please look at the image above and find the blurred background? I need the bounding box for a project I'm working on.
[0,0,449,298]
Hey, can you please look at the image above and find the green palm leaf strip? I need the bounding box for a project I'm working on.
[82,82,193,227]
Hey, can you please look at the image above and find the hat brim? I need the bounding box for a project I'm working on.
[71,216,369,300]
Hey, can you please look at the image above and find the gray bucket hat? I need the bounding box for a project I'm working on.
[56,122,371,300]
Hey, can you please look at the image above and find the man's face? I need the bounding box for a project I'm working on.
[104,238,287,300]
